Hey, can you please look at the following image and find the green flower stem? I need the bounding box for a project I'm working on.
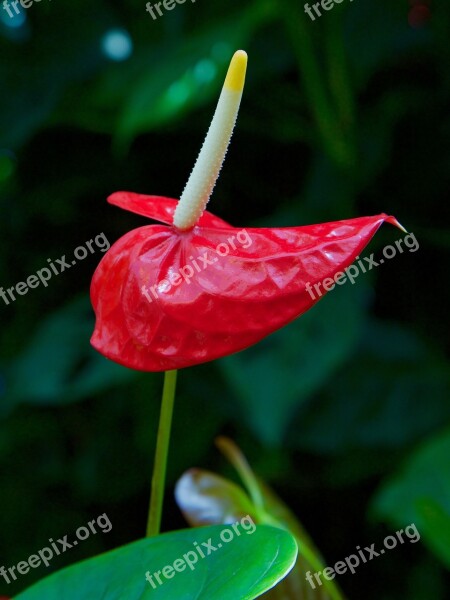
[146,369,178,537]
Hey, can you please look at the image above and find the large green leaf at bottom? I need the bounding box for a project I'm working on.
[14,525,297,600]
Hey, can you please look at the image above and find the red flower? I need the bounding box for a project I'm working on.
[90,51,403,371]
[90,192,401,371]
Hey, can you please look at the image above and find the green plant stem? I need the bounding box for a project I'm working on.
[325,10,356,138]
[146,369,178,537]
[216,436,265,510]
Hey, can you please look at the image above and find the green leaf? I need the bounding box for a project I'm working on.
[416,499,450,569]
[219,283,367,445]
[372,426,450,568]
[290,320,450,456]
[5,297,135,409]
[14,525,297,600]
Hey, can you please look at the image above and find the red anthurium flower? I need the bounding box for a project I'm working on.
[91,51,404,372]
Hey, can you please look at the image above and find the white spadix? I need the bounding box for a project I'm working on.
[173,50,248,231]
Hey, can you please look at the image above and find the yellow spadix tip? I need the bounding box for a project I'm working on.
[223,50,248,93]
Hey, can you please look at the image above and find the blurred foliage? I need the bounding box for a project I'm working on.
[373,427,450,568]
[1,0,450,597]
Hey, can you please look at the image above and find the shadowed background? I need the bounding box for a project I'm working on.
[1,0,449,597]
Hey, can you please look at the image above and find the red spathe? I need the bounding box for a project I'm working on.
[90,192,401,371]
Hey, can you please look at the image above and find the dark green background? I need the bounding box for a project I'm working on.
[1,0,449,598]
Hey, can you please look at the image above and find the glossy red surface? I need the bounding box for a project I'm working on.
[90,192,401,371]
